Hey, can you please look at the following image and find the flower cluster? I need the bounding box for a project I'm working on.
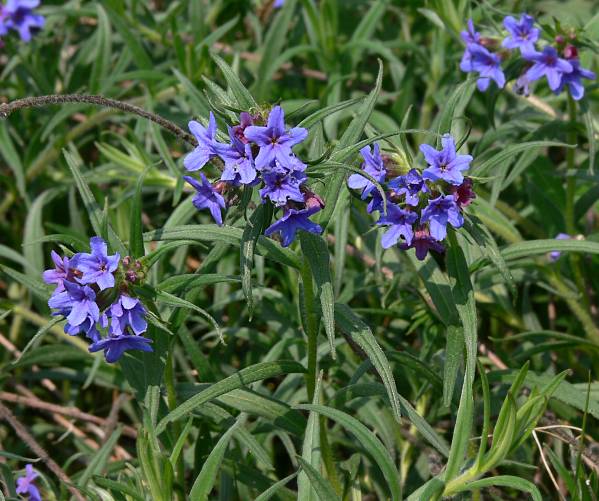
[44,237,152,363]
[460,14,596,100]
[16,464,41,501]
[183,106,324,247]
[348,134,475,260]
[0,0,44,43]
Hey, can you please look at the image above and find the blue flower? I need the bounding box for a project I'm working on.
[53,308,101,342]
[48,281,100,331]
[184,112,219,171]
[377,204,418,248]
[89,333,153,363]
[524,46,573,91]
[16,464,41,501]
[274,0,285,7]
[388,169,428,206]
[466,44,506,91]
[43,250,76,292]
[259,165,306,206]
[244,106,308,170]
[502,14,540,53]
[400,227,445,261]
[264,206,322,247]
[76,237,120,291]
[420,194,464,241]
[107,294,148,336]
[1,0,44,42]
[347,144,386,200]
[420,134,472,186]
[184,174,226,225]
[214,128,257,185]
[461,19,480,45]
[555,59,596,101]
[549,233,571,262]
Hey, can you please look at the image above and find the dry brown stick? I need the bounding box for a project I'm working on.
[1,390,137,439]
[0,401,86,501]
[103,393,129,444]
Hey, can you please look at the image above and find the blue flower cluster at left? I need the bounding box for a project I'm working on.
[0,0,44,43]
[349,134,476,261]
[44,237,152,363]
[460,14,596,100]
[183,106,323,247]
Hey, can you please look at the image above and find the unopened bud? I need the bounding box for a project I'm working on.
[303,190,325,210]
[563,44,578,59]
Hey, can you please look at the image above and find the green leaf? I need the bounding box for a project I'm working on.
[0,122,27,203]
[297,98,363,129]
[335,304,402,421]
[212,53,258,110]
[129,166,150,258]
[255,472,299,501]
[89,4,112,94]
[189,419,240,501]
[317,60,383,229]
[455,475,542,501]
[300,233,336,358]
[502,238,599,260]
[297,404,401,501]
[296,457,340,501]
[143,225,301,269]
[157,274,239,295]
[64,150,127,256]
[0,264,52,301]
[241,204,271,319]
[15,317,63,363]
[156,361,305,434]
[443,326,463,407]
[78,426,122,487]
[298,375,322,501]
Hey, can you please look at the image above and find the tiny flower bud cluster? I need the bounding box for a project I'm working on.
[348,134,476,260]
[460,14,595,100]
[44,237,152,363]
[183,106,324,247]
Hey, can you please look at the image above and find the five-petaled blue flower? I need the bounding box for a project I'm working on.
[185,112,219,171]
[347,144,386,199]
[555,59,596,101]
[502,14,540,53]
[377,204,418,248]
[264,206,323,247]
[16,464,41,501]
[244,106,308,170]
[43,250,76,292]
[388,169,428,206]
[420,134,472,186]
[259,165,306,206]
[184,174,227,225]
[420,194,464,241]
[465,44,506,91]
[48,281,100,331]
[524,46,573,91]
[76,237,120,291]
[0,0,45,42]
[107,294,148,336]
[215,128,258,185]
[89,333,153,363]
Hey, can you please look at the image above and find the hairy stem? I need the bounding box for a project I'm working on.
[300,256,318,402]
[0,94,196,146]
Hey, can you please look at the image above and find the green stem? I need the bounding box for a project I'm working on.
[165,345,185,500]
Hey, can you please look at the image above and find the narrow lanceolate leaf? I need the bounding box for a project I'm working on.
[156,361,305,434]
[212,53,258,110]
[300,233,336,358]
[78,426,122,487]
[318,60,383,229]
[16,317,63,362]
[129,166,150,258]
[296,457,340,501]
[241,205,271,318]
[455,476,542,501]
[444,234,478,482]
[153,289,223,344]
[298,375,322,501]
[501,238,599,260]
[255,472,299,501]
[64,150,127,256]
[143,225,301,269]
[443,326,464,407]
[0,265,52,301]
[297,405,401,501]
[189,420,241,501]
[335,303,402,421]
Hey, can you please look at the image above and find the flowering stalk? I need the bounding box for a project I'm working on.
[0,94,197,146]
